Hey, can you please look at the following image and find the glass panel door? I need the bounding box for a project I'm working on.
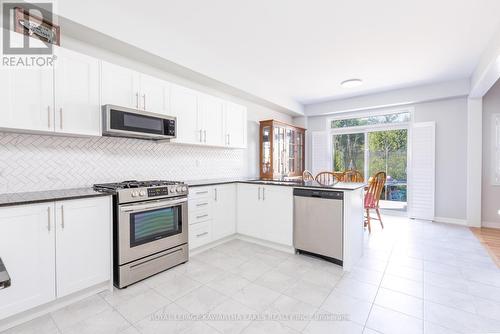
[333,133,365,179]
[130,205,181,247]
[368,129,408,211]
[261,126,272,175]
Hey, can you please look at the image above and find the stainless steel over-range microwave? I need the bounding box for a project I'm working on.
[102,105,176,140]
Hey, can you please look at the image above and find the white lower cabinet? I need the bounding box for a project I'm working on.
[55,197,111,297]
[0,196,111,320]
[0,203,56,320]
[188,184,236,250]
[237,184,293,246]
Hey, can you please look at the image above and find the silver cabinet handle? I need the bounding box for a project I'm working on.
[142,94,146,110]
[263,187,265,201]
[204,130,207,143]
[61,205,65,229]
[195,190,209,195]
[196,202,208,207]
[196,232,208,238]
[135,92,139,109]
[214,188,218,201]
[47,207,51,232]
[59,107,63,129]
[196,214,209,219]
[258,187,261,200]
[47,106,51,128]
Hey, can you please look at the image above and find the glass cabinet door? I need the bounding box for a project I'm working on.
[262,125,272,176]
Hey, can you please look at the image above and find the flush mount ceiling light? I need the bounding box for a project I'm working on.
[340,79,363,88]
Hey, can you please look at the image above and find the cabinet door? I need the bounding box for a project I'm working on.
[199,94,224,146]
[170,84,201,144]
[139,74,170,114]
[55,197,111,298]
[0,203,55,319]
[101,61,140,109]
[0,67,53,132]
[212,184,236,240]
[224,102,247,148]
[54,47,100,136]
[261,186,293,246]
[236,184,264,239]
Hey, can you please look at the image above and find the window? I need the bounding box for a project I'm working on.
[331,111,411,129]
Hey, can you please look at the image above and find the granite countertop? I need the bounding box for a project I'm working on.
[186,178,366,191]
[0,188,112,207]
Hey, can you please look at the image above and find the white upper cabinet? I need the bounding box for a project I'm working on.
[0,66,53,132]
[101,61,140,109]
[54,47,101,136]
[224,102,247,148]
[139,74,170,114]
[55,197,111,298]
[198,94,224,146]
[0,203,56,320]
[170,84,200,144]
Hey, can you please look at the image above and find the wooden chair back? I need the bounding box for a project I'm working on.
[302,170,314,181]
[365,172,386,207]
[315,172,336,185]
[333,172,345,182]
[344,170,364,183]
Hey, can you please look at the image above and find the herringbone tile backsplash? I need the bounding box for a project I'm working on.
[0,132,248,194]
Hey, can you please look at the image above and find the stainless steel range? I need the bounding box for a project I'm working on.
[94,180,189,288]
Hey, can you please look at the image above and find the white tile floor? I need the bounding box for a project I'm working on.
[4,215,500,334]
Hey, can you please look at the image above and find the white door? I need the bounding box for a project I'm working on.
[55,197,111,298]
[311,131,332,175]
[236,183,264,239]
[0,203,56,319]
[170,84,200,144]
[0,67,53,132]
[199,94,224,146]
[261,186,293,246]
[54,47,100,136]
[409,122,436,221]
[139,74,170,114]
[212,184,236,240]
[224,102,247,148]
[101,61,140,109]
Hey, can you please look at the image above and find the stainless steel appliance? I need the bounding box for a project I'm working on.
[0,258,11,290]
[102,105,176,140]
[94,180,189,288]
[293,188,344,265]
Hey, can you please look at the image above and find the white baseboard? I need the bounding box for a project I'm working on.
[235,234,295,254]
[189,235,237,255]
[0,281,110,332]
[433,216,468,226]
[482,221,500,229]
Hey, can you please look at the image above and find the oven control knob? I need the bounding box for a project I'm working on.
[131,191,139,197]
[176,186,183,193]
[139,190,146,197]
[170,187,177,194]
[181,186,188,192]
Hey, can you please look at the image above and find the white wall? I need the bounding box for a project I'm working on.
[305,97,468,221]
[482,79,500,226]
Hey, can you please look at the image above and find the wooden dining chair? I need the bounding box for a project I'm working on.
[333,171,345,182]
[344,170,364,182]
[315,171,336,185]
[364,171,386,233]
[302,170,314,181]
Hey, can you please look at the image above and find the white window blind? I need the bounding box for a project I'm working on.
[409,122,435,221]
[494,114,500,185]
[311,131,332,175]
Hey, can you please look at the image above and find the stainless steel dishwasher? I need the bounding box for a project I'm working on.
[293,188,343,265]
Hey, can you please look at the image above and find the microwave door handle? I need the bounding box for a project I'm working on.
[120,198,187,212]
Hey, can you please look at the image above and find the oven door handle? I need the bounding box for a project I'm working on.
[120,198,188,212]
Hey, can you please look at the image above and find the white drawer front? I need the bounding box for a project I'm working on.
[189,209,211,225]
[189,198,211,212]
[188,187,211,200]
[189,221,212,249]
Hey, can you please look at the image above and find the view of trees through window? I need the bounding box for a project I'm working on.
[332,112,409,205]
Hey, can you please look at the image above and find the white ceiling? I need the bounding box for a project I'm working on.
[58,0,500,113]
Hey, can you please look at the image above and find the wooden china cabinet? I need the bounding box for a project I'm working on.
[259,120,306,179]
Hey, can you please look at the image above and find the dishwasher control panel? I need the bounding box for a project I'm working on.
[293,188,343,200]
